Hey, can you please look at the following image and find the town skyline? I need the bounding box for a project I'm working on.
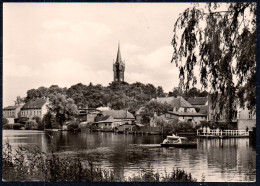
[3,3,198,107]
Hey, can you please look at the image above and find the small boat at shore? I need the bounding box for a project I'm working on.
[161,134,197,148]
[166,134,188,140]
[161,142,197,148]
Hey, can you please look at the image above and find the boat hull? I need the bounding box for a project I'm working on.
[161,143,197,148]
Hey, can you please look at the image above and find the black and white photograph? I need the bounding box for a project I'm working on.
[2,2,256,182]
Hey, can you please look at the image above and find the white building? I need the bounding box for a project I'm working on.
[20,98,49,119]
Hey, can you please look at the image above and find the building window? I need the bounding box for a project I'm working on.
[249,111,252,119]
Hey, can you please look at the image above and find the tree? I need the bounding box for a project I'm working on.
[157,86,166,97]
[14,96,24,105]
[168,87,184,97]
[47,93,79,126]
[185,87,201,98]
[25,89,38,102]
[42,112,57,129]
[172,3,256,120]
[140,101,172,123]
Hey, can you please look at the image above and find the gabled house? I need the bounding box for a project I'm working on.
[3,104,24,124]
[187,96,208,120]
[78,107,100,123]
[153,96,197,113]
[20,98,48,119]
[93,109,135,130]
[93,115,115,130]
[3,105,23,118]
[164,111,207,125]
[101,110,135,125]
[152,96,206,125]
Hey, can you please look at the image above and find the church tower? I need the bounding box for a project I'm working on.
[113,44,125,82]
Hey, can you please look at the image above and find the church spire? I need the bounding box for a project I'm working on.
[113,43,125,82]
[116,43,122,64]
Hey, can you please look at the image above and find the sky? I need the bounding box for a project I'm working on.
[3,3,195,107]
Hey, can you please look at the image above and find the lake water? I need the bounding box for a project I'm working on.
[2,130,256,182]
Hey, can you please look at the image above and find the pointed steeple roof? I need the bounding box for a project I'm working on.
[116,43,122,64]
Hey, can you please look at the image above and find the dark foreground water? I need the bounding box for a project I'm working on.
[3,130,256,182]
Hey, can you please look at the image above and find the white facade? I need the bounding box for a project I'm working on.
[21,101,48,119]
[3,105,23,118]
[176,107,196,113]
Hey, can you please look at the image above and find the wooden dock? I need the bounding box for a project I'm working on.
[197,129,250,138]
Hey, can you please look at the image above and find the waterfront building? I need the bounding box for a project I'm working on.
[78,107,99,122]
[150,96,206,125]
[94,115,115,130]
[20,98,49,119]
[199,95,255,130]
[3,104,23,124]
[187,96,208,120]
[237,105,256,130]
[101,110,135,124]
[164,111,207,125]
[93,110,135,130]
[113,44,125,82]
[152,96,197,113]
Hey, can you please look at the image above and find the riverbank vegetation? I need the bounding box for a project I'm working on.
[2,141,196,182]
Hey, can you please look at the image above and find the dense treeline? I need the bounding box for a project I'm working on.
[22,82,208,113]
[23,82,166,113]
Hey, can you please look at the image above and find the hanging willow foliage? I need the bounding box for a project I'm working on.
[172,3,256,121]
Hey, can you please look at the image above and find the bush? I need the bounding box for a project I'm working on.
[67,121,79,130]
[25,120,38,130]
[13,123,24,130]
[3,124,12,129]
[33,116,44,130]
[78,122,89,129]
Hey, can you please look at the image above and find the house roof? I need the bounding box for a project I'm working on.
[21,99,47,110]
[167,111,207,117]
[154,96,193,109]
[102,110,135,119]
[96,116,115,123]
[3,105,22,110]
[199,106,208,115]
[187,97,208,105]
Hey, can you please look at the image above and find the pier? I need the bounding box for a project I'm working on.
[197,129,250,138]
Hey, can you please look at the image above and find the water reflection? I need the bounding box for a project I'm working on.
[2,130,256,182]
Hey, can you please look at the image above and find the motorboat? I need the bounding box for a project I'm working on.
[166,134,188,140]
[161,134,197,148]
